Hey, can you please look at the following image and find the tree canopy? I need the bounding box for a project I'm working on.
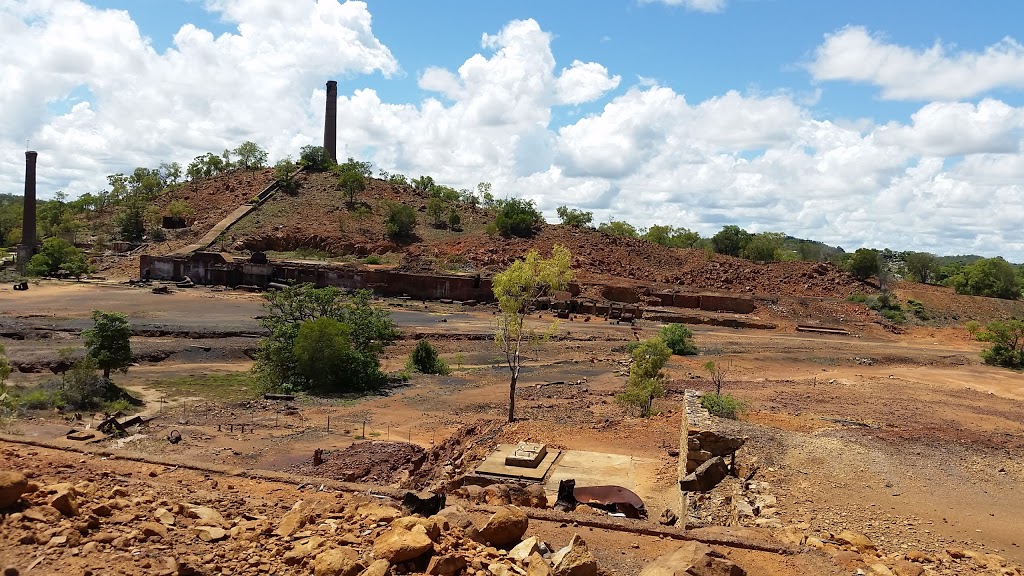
[556,206,593,228]
[950,257,1021,300]
[847,248,882,280]
[494,198,543,237]
[27,237,89,278]
[711,225,752,257]
[83,310,133,380]
[253,286,398,393]
[598,220,639,238]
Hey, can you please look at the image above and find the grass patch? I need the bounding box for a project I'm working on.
[700,392,744,419]
[143,372,261,402]
[846,292,869,303]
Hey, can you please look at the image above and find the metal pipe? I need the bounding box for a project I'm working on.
[324,80,338,162]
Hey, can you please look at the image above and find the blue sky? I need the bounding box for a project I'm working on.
[3,0,1024,258]
[87,0,1024,124]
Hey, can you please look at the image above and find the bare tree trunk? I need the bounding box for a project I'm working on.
[508,373,517,423]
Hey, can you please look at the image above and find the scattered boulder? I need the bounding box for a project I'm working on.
[480,506,529,549]
[284,536,327,566]
[527,552,554,576]
[313,546,363,576]
[140,521,169,539]
[836,530,876,553]
[187,505,225,527]
[360,559,390,576]
[372,524,434,563]
[551,534,597,576]
[47,490,79,516]
[426,555,468,576]
[891,560,925,576]
[509,536,544,562]
[0,471,29,509]
[276,500,315,538]
[194,526,227,542]
[639,541,745,576]
[679,457,729,492]
[154,508,175,526]
[659,509,678,526]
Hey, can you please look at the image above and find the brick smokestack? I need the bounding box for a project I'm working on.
[324,80,338,163]
[22,151,38,249]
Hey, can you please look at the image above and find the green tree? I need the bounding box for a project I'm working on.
[385,203,417,237]
[274,158,300,195]
[975,319,1024,368]
[556,206,593,228]
[904,252,938,284]
[617,339,671,417]
[494,198,543,237]
[641,225,701,248]
[409,340,449,375]
[711,225,752,257]
[298,145,333,170]
[338,171,366,206]
[448,209,462,230]
[847,248,882,280]
[253,286,398,392]
[741,232,785,263]
[336,157,373,178]
[186,153,226,180]
[233,141,269,170]
[27,237,89,278]
[427,197,448,227]
[660,323,697,355]
[167,199,195,219]
[493,245,573,422]
[292,318,375,391]
[158,162,182,185]
[598,220,639,238]
[412,175,435,194]
[951,257,1021,300]
[83,311,133,381]
[115,197,146,241]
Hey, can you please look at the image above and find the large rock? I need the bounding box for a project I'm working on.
[551,534,597,576]
[0,471,28,509]
[187,506,225,527]
[284,536,326,566]
[139,522,169,539]
[313,546,363,576]
[426,555,468,576]
[276,500,315,538]
[639,542,745,576]
[438,505,482,543]
[527,552,554,576]
[479,506,528,549]
[360,559,390,576]
[193,526,227,542]
[679,457,729,492]
[891,561,924,576]
[509,536,544,562]
[48,490,79,517]
[372,524,434,563]
[392,515,443,542]
[836,530,876,553]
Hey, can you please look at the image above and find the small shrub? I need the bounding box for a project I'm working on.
[906,299,930,320]
[363,255,382,265]
[700,392,744,419]
[660,324,697,355]
[385,203,417,238]
[846,292,869,303]
[149,227,166,242]
[494,198,542,237]
[408,340,449,375]
[18,389,60,410]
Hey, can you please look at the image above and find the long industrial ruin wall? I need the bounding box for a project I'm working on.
[140,253,757,314]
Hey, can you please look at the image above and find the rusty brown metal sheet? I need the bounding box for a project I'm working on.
[573,485,645,510]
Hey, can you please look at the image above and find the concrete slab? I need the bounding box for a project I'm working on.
[505,442,548,467]
[543,450,665,511]
[474,443,560,481]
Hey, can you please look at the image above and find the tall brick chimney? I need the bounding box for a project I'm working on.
[16,151,39,271]
[324,80,338,163]
[22,150,38,247]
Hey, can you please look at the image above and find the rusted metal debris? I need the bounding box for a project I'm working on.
[168,430,182,444]
[552,479,648,519]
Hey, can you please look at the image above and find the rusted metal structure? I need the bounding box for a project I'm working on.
[324,80,338,162]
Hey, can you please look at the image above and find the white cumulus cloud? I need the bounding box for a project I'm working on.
[808,26,1024,100]
[638,0,726,13]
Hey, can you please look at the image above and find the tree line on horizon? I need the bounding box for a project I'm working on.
[3,140,1022,300]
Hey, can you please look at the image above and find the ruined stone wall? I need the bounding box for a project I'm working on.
[697,294,755,314]
[140,254,495,302]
